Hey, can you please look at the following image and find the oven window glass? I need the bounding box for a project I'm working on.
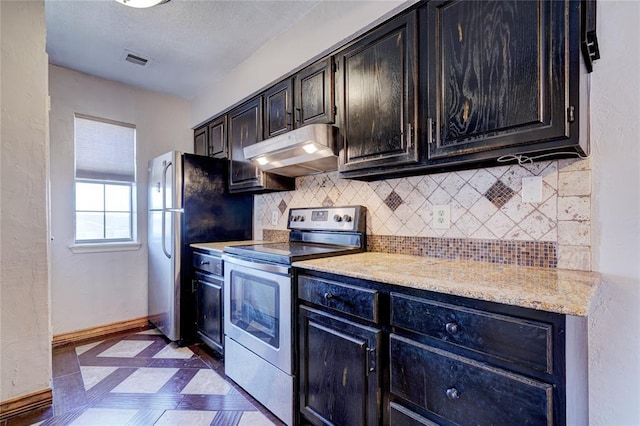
[229,271,280,348]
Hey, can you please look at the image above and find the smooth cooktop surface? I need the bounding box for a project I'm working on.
[224,242,361,264]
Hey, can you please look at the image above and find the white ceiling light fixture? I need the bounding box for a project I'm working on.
[115,0,170,9]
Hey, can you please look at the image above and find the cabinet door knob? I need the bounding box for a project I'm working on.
[200,260,210,265]
[445,387,460,400]
[445,322,459,334]
[323,292,334,301]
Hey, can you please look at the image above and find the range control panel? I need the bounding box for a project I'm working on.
[287,206,366,232]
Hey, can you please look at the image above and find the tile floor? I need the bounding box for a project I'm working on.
[4,329,284,426]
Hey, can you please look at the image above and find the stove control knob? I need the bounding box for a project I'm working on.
[290,216,297,222]
[333,214,343,222]
[298,215,305,222]
[342,214,352,222]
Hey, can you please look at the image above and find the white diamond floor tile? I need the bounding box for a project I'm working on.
[80,366,118,390]
[181,369,230,395]
[97,340,154,358]
[238,410,277,426]
[68,408,138,425]
[136,329,163,335]
[75,341,103,356]
[110,367,178,393]
[153,342,194,359]
[154,409,217,425]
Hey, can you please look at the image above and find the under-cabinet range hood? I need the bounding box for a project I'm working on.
[243,124,338,177]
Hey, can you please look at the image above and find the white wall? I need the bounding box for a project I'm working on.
[0,0,51,402]
[589,2,640,424]
[48,65,191,335]
[191,0,415,127]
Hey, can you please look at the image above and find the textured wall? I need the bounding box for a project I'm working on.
[191,1,413,126]
[0,0,51,402]
[589,1,640,424]
[48,66,191,335]
[256,157,592,270]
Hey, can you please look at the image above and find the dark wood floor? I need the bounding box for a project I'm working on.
[2,329,285,426]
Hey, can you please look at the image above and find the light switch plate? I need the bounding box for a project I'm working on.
[433,205,451,229]
[522,176,543,203]
[271,211,279,226]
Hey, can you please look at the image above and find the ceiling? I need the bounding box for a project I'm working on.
[45,0,321,100]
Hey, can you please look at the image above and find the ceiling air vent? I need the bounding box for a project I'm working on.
[125,53,148,66]
[121,49,153,67]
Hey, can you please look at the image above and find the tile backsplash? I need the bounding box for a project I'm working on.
[255,158,591,271]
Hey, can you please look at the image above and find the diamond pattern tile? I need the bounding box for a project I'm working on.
[277,199,287,214]
[484,180,516,209]
[384,191,403,212]
[41,331,283,426]
[254,158,593,269]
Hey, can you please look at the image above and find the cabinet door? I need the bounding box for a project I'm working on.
[196,274,223,353]
[207,115,227,159]
[294,57,335,127]
[264,79,293,139]
[426,0,574,160]
[299,305,381,426]
[228,97,263,191]
[337,11,419,175]
[194,125,208,156]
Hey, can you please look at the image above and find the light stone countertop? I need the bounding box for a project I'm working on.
[190,240,261,255]
[293,252,601,317]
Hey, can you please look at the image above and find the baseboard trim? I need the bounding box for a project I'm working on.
[0,388,52,421]
[52,317,150,348]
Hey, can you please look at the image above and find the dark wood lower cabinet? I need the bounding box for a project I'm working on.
[298,306,381,426]
[195,272,223,353]
[295,270,586,426]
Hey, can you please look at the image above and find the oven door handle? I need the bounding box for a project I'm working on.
[222,254,291,276]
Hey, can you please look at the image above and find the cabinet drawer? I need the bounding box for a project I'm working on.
[390,334,553,425]
[192,251,222,276]
[390,292,552,373]
[298,275,378,322]
[389,402,439,426]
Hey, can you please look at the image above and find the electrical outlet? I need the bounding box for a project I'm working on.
[522,176,543,203]
[271,211,279,226]
[433,205,451,229]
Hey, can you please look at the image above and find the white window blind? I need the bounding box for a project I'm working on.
[75,115,136,182]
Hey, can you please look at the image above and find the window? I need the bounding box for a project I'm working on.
[74,115,136,243]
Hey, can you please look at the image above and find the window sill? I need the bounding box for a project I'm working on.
[69,242,142,254]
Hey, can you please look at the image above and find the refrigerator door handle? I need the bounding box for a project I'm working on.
[161,160,173,259]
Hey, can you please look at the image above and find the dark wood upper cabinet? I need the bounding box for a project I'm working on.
[294,57,335,127]
[193,117,227,158]
[193,125,208,156]
[264,79,293,139]
[207,115,227,158]
[425,0,588,162]
[228,97,264,192]
[228,96,295,193]
[195,0,591,182]
[337,11,419,177]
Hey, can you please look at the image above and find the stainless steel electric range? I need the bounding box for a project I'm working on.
[222,205,366,425]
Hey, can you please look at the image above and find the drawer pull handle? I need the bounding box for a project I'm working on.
[323,292,334,301]
[445,322,459,334]
[445,387,460,400]
[200,261,210,265]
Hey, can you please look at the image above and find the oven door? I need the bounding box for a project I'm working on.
[223,254,292,374]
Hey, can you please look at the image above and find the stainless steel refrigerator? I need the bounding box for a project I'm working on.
[148,151,252,342]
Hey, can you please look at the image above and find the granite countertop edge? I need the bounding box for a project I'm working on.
[190,240,262,254]
[293,252,601,317]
